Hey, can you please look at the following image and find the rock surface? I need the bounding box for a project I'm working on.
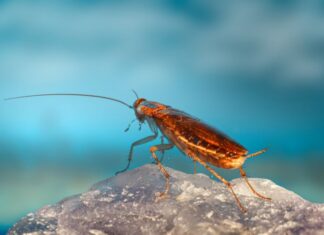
[9,164,324,235]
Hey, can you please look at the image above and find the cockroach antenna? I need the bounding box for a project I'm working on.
[132,89,139,99]
[4,93,133,109]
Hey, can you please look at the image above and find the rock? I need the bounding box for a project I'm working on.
[8,164,324,235]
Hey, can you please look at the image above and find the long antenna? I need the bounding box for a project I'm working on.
[132,89,139,99]
[5,93,133,109]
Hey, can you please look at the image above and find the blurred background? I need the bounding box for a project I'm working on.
[1,0,324,233]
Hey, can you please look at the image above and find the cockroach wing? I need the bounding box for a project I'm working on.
[154,108,248,156]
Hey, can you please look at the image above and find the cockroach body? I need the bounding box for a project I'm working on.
[134,98,248,169]
[132,98,270,212]
[6,93,271,212]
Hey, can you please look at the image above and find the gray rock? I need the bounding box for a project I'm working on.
[8,164,324,235]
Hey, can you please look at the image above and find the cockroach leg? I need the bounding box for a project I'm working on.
[239,167,271,201]
[151,136,167,164]
[192,156,247,213]
[193,160,197,174]
[159,136,165,162]
[150,144,174,202]
[115,133,158,175]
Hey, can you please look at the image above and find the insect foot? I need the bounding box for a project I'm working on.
[154,191,170,202]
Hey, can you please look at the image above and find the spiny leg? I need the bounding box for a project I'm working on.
[239,167,271,201]
[150,143,174,201]
[115,133,157,175]
[151,136,167,164]
[159,136,165,163]
[192,156,247,213]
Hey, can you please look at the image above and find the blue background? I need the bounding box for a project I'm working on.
[1,0,324,233]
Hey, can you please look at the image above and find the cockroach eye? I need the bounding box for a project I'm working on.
[136,105,143,115]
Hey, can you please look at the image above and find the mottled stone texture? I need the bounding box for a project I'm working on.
[9,164,324,235]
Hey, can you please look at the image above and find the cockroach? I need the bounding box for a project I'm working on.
[6,92,271,212]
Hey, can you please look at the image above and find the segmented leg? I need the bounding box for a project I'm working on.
[115,133,157,175]
[239,167,271,201]
[151,136,167,164]
[159,136,165,162]
[150,143,174,201]
[192,155,247,212]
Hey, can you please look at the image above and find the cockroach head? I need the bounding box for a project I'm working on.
[133,98,146,122]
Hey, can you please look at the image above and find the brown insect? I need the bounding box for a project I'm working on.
[6,92,271,212]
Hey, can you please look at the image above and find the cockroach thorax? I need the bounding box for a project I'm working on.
[133,98,168,122]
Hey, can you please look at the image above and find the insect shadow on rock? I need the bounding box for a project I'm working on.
[5,92,271,212]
